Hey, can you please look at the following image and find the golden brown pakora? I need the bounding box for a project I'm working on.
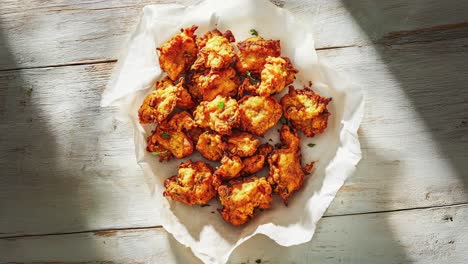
[158,25,198,81]
[241,143,274,175]
[193,95,240,135]
[146,142,173,162]
[192,29,236,70]
[236,36,281,74]
[226,131,259,157]
[146,111,196,159]
[177,79,197,109]
[138,82,179,124]
[164,160,220,205]
[238,96,282,136]
[280,86,332,137]
[214,155,244,180]
[218,177,272,226]
[138,77,195,124]
[268,125,304,205]
[196,131,226,161]
[147,126,193,159]
[188,68,240,101]
[256,56,297,96]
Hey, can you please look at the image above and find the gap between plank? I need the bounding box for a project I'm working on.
[1,202,467,240]
[0,59,117,72]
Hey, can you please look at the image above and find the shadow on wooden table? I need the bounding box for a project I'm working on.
[0,22,100,256]
[342,0,468,197]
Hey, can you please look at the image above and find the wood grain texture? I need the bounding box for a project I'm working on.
[1,204,467,264]
[0,0,467,69]
[1,39,467,237]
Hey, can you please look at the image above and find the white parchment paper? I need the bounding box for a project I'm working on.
[101,0,364,263]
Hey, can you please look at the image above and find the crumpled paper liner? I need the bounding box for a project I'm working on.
[101,0,364,263]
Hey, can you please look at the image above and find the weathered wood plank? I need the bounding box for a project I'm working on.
[0,0,467,69]
[1,204,467,264]
[1,39,467,237]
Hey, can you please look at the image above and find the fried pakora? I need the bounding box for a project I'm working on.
[218,177,272,226]
[236,36,281,74]
[164,160,220,205]
[226,131,259,157]
[158,25,198,81]
[280,86,332,137]
[241,143,273,175]
[192,29,236,70]
[188,68,240,101]
[146,142,173,162]
[256,56,297,96]
[214,155,244,180]
[193,95,240,135]
[138,77,195,124]
[147,126,193,159]
[146,111,195,159]
[268,125,304,205]
[238,96,282,136]
[196,132,226,161]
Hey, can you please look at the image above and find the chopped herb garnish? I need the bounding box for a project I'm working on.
[217,101,225,109]
[280,116,288,125]
[161,132,171,139]
[307,143,316,148]
[250,29,258,36]
[151,151,168,156]
[246,70,258,83]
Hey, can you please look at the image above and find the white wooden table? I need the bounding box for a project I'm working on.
[1,0,467,263]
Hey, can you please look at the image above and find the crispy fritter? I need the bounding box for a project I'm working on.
[164,160,219,205]
[158,25,198,81]
[146,111,195,159]
[256,56,297,96]
[218,177,272,226]
[177,79,197,109]
[192,29,236,70]
[226,131,259,157]
[188,68,240,101]
[146,142,173,162]
[138,77,194,124]
[241,143,274,175]
[193,95,240,135]
[268,125,304,205]
[238,96,282,136]
[147,127,193,159]
[280,86,332,137]
[236,36,281,74]
[215,155,244,180]
[166,111,196,131]
[196,132,225,161]
[138,81,179,124]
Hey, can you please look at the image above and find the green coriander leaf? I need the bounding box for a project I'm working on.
[250,29,258,36]
[307,143,316,148]
[161,132,171,139]
[217,101,225,109]
[151,151,168,156]
[246,70,258,83]
[280,116,288,125]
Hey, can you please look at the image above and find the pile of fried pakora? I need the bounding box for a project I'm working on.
[138,25,332,226]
